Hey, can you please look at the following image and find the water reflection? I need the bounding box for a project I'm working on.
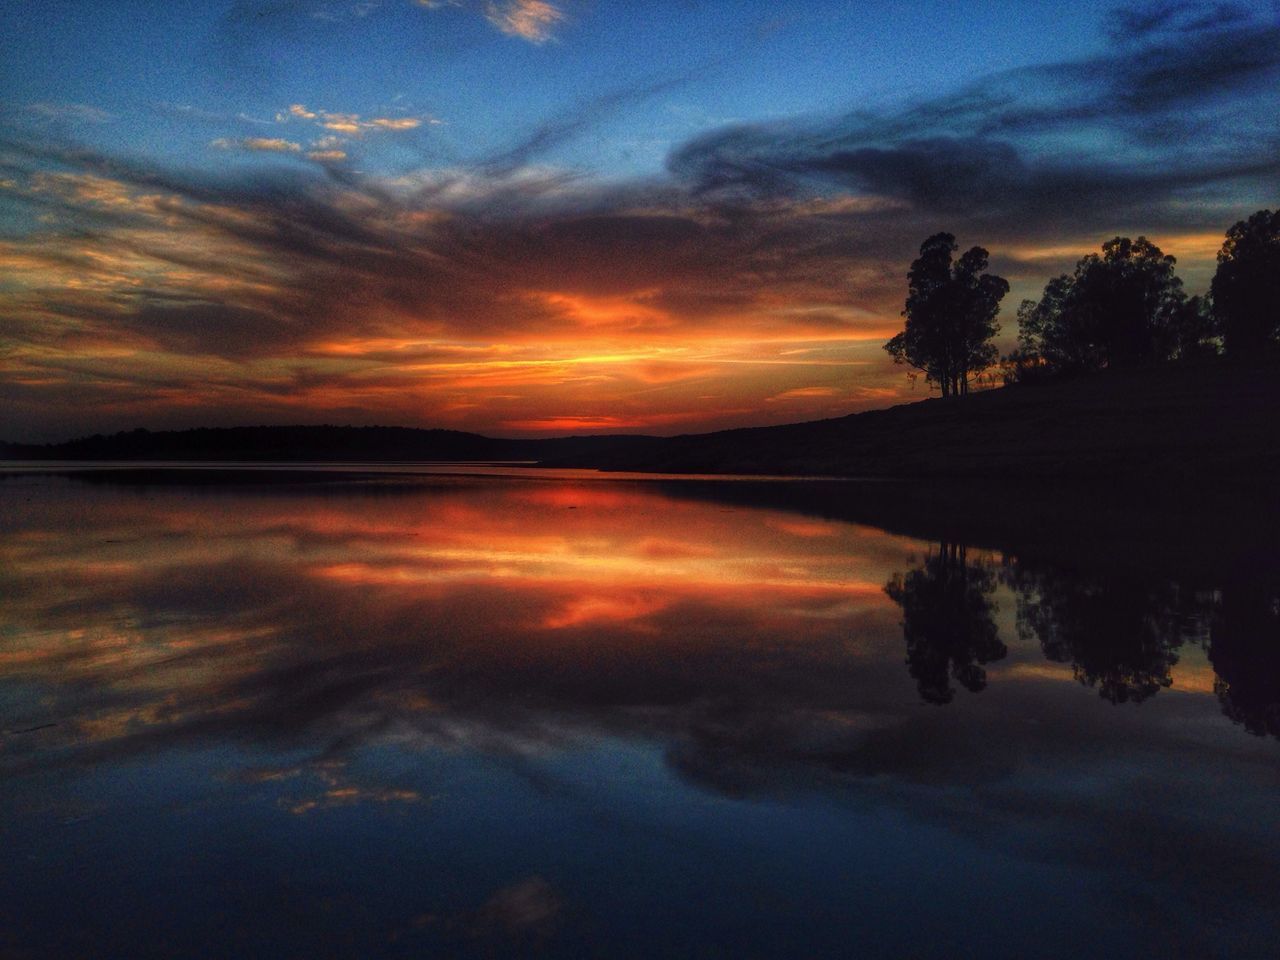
[0,476,916,779]
[884,543,1004,704]
[2,472,1280,958]
[879,542,1280,732]
[1003,562,1188,704]
[1211,584,1280,737]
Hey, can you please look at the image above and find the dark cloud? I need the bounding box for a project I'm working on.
[479,70,706,176]
[813,137,1030,212]
[668,4,1280,235]
[1105,0,1260,46]
[122,301,298,359]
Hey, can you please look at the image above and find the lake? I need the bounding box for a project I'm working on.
[2,468,1278,958]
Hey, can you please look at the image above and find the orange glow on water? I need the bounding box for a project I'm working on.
[0,478,920,751]
[1,472,1251,791]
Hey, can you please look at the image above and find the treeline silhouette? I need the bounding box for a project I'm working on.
[6,212,1278,480]
[887,208,1280,391]
[0,425,664,463]
[884,546,1280,737]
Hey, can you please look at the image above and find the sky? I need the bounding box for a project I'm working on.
[1,0,1277,441]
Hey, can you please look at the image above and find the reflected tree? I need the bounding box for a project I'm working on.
[885,543,1005,704]
[1209,584,1280,738]
[1006,563,1184,704]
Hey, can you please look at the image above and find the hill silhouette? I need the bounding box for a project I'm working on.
[0,425,663,465]
[3,357,1277,483]
[544,356,1280,481]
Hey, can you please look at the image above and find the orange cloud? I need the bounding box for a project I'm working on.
[500,413,704,432]
[0,142,974,441]
[279,104,434,135]
[541,593,669,629]
[484,0,563,42]
[211,137,301,153]
[366,117,423,130]
[768,386,843,402]
[766,519,844,539]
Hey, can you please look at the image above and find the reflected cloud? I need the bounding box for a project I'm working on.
[474,875,562,936]
[280,763,424,815]
[0,478,919,780]
[540,593,669,630]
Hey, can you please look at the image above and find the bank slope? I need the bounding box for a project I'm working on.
[545,358,1280,481]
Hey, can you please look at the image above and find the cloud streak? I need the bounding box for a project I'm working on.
[277,104,435,132]
[211,136,303,152]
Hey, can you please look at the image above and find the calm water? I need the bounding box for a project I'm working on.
[2,470,1278,959]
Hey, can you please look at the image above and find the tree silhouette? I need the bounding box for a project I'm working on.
[884,543,1005,704]
[1211,209,1280,355]
[885,233,1009,397]
[1013,236,1184,375]
[1166,294,1219,360]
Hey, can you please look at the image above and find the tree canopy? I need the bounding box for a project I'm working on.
[885,233,1009,397]
[1211,208,1280,355]
[1166,294,1219,361]
[1012,236,1184,376]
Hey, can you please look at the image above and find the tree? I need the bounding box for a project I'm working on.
[885,233,1009,397]
[1012,236,1184,375]
[1167,294,1219,361]
[1211,209,1280,355]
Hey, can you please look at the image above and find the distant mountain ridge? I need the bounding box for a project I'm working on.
[0,424,664,464]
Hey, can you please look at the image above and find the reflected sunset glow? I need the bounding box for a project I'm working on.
[3,472,1280,958]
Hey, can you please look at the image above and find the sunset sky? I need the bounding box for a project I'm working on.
[2,0,1277,441]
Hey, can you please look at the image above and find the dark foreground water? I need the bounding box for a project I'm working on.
[2,470,1278,959]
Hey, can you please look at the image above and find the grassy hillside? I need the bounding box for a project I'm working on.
[546,357,1280,481]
